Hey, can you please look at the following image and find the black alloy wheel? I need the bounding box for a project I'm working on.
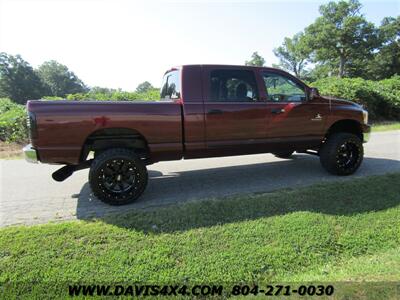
[336,141,360,171]
[89,148,148,205]
[319,132,363,175]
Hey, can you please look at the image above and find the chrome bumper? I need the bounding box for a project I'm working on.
[362,124,371,143]
[23,144,38,163]
[363,131,371,143]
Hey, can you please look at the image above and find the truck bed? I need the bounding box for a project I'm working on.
[28,100,183,164]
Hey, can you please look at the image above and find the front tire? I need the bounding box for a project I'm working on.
[89,148,148,205]
[319,133,363,175]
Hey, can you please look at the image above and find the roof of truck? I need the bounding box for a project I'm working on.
[164,64,290,76]
[180,64,279,70]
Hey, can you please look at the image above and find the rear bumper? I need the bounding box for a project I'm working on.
[362,124,371,143]
[23,144,38,163]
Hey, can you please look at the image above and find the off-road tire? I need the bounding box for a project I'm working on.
[89,148,148,205]
[319,133,363,175]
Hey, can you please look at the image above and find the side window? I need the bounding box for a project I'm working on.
[160,70,181,100]
[263,72,306,102]
[210,69,259,102]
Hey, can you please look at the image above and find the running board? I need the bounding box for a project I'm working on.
[302,150,319,156]
[52,160,93,182]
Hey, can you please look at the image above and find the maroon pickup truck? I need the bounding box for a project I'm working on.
[24,65,370,205]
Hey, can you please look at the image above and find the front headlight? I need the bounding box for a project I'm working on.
[362,110,368,124]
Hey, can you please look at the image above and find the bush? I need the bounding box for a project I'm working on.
[65,89,160,101]
[41,96,64,100]
[0,98,28,143]
[311,76,400,121]
[0,89,161,142]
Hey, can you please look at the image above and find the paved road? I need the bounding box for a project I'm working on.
[1,131,399,227]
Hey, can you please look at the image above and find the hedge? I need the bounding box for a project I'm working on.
[311,76,400,121]
[0,98,28,143]
[1,77,399,143]
[0,90,159,142]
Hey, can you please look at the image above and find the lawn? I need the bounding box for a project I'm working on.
[1,173,400,298]
[371,122,400,132]
[0,141,23,159]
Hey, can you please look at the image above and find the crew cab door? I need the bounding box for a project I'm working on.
[203,67,268,152]
[261,70,328,143]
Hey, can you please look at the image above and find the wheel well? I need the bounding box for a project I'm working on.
[326,119,363,140]
[80,128,149,162]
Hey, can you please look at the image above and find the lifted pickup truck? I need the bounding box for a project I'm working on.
[24,65,370,205]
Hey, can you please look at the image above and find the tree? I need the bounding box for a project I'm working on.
[135,81,153,93]
[245,52,266,67]
[364,16,400,80]
[90,86,120,94]
[305,0,378,78]
[0,52,45,104]
[273,32,311,79]
[37,60,87,97]
[303,63,335,82]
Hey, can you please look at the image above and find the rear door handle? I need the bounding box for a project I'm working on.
[271,108,285,114]
[208,109,223,115]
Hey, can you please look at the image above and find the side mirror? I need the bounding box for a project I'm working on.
[309,87,320,100]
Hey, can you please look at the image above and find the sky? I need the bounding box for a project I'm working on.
[0,0,398,91]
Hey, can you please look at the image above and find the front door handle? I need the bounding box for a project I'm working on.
[208,109,223,115]
[271,108,285,114]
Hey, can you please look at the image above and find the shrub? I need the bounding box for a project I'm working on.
[0,98,28,143]
[311,76,400,121]
[41,96,64,100]
[65,89,160,101]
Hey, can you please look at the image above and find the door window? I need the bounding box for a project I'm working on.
[262,72,306,102]
[209,69,259,102]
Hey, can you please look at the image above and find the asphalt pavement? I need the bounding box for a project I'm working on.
[1,130,399,227]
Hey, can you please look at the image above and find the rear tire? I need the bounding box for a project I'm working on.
[273,150,294,159]
[89,148,148,205]
[319,133,363,175]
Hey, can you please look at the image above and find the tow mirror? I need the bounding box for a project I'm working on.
[309,87,320,100]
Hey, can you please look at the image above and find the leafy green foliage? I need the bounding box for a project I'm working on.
[0,98,28,142]
[312,76,400,120]
[0,53,45,104]
[65,88,159,101]
[135,81,154,93]
[273,32,311,79]
[305,0,378,77]
[36,60,88,97]
[372,122,400,132]
[274,0,398,81]
[245,52,266,67]
[305,0,378,78]
[362,16,400,80]
[40,96,64,100]
[0,88,160,142]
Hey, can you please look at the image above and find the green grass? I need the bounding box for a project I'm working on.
[372,122,400,132]
[1,173,400,298]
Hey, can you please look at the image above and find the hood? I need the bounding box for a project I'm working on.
[322,96,362,109]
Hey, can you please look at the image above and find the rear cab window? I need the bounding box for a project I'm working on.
[160,69,181,100]
[209,69,259,102]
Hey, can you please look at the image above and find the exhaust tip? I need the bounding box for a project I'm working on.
[52,165,75,182]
